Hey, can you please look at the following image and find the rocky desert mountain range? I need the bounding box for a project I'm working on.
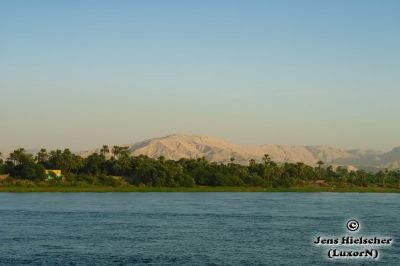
[79,134,400,171]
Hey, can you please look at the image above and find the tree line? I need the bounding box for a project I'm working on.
[0,147,400,188]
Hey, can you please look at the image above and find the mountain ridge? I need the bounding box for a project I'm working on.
[79,134,399,170]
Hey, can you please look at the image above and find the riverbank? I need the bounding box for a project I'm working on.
[0,185,399,193]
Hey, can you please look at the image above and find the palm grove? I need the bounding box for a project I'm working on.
[0,147,399,188]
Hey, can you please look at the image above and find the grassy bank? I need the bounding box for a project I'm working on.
[0,185,399,193]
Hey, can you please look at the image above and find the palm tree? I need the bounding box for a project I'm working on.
[100,145,110,157]
[48,149,63,169]
[262,154,272,165]
[316,160,324,180]
[36,148,48,164]
[262,154,272,186]
[9,148,26,165]
[397,170,400,188]
[112,146,120,159]
[249,158,256,166]
[229,157,235,167]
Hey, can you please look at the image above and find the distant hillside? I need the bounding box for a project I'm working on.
[79,134,399,170]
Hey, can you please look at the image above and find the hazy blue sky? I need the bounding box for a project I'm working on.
[1,0,399,151]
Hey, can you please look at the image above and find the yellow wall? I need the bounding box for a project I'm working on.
[45,170,62,177]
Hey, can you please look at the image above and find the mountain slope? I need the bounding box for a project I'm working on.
[120,134,358,166]
[130,134,251,162]
[124,135,399,169]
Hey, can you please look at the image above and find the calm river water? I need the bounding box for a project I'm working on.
[0,193,398,265]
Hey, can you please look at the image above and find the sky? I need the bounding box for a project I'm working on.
[1,0,399,151]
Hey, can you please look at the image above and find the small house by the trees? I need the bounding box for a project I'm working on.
[45,169,62,180]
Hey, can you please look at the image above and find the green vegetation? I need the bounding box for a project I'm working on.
[0,147,400,192]
[0,185,399,193]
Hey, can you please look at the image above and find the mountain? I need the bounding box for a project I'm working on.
[125,135,400,170]
[381,147,400,164]
[79,134,397,170]
[80,134,354,166]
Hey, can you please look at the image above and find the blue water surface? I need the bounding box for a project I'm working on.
[0,193,398,265]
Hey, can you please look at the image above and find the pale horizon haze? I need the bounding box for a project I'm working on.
[1,1,399,151]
